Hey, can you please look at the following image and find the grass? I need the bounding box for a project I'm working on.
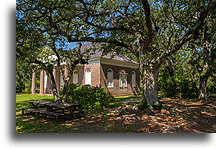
[16,94,57,133]
[111,94,141,102]
[16,93,54,100]
[16,93,215,133]
[16,94,53,113]
[16,93,139,133]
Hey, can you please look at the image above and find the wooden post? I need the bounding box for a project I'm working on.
[31,70,36,94]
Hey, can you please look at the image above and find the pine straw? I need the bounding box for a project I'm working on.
[17,97,215,133]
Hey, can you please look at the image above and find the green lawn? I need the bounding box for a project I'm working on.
[16,93,216,133]
[16,93,138,133]
[16,94,54,113]
[16,94,56,133]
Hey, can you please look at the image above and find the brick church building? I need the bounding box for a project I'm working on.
[31,43,140,96]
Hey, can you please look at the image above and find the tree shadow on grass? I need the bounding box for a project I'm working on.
[16,97,215,133]
[16,114,79,133]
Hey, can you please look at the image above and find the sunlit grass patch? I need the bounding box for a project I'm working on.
[16,93,53,113]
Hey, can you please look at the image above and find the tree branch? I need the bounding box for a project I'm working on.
[158,0,215,65]
[139,0,154,34]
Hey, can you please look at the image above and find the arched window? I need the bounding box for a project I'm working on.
[73,70,78,85]
[85,69,91,85]
[119,70,127,88]
[107,68,113,87]
[132,71,136,87]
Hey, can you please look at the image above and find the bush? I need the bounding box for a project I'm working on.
[177,79,198,99]
[158,76,177,98]
[63,83,113,110]
[207,77,216,96]
[159,75,198,99]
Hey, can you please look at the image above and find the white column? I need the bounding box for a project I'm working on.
[40,70,44,94]
[44,73,48,93]
[31,71,36,94]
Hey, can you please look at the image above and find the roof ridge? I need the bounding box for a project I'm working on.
[74,43,138,64]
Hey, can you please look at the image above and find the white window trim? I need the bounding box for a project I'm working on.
[72,70,78,85]
[119,70,127,88]
[85,69,91,85]
[107,68,113,87]
[132,71,136,87]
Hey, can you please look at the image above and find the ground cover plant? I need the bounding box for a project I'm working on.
[16,94,215,133]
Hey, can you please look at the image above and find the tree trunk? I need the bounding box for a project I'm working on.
[43,66,60,101]
[58,65,72,102]
[47,68,60,101]
[139,63,146,103]
[50,77,59,101]
[198,76,208,99]
[140,64,160,107]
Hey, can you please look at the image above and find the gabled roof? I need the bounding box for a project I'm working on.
[77,43,138,64]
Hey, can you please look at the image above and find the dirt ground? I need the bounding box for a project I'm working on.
[17,97,215,133]
[60,97,215,133]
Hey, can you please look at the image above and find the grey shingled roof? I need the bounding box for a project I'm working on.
[76,43,138,64]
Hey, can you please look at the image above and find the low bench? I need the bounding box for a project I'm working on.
[22,107,64,121]
[72,109,85,118]
[73,109,85,114]
[22,100,85,120]
[62,109,85,118]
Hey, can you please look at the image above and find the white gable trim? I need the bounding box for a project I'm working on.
[88,59,100,64]
[88,58,139,69]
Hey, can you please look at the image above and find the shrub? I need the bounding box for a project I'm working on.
[158,76,177,98]
[177,79,198,99]
[63,83,113,110]
[159,75,198,99]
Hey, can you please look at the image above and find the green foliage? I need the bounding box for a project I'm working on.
[177,79,198,99]
[158,54,199,99]
[159,76,177,98]
[16,60,32,93]
[159,72,199,99]
[63,83,113,110]
[206,77,216,96]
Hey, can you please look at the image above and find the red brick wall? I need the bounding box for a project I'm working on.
[78,63,101,87]
[100,64,140,96]
[52,63,140,96]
